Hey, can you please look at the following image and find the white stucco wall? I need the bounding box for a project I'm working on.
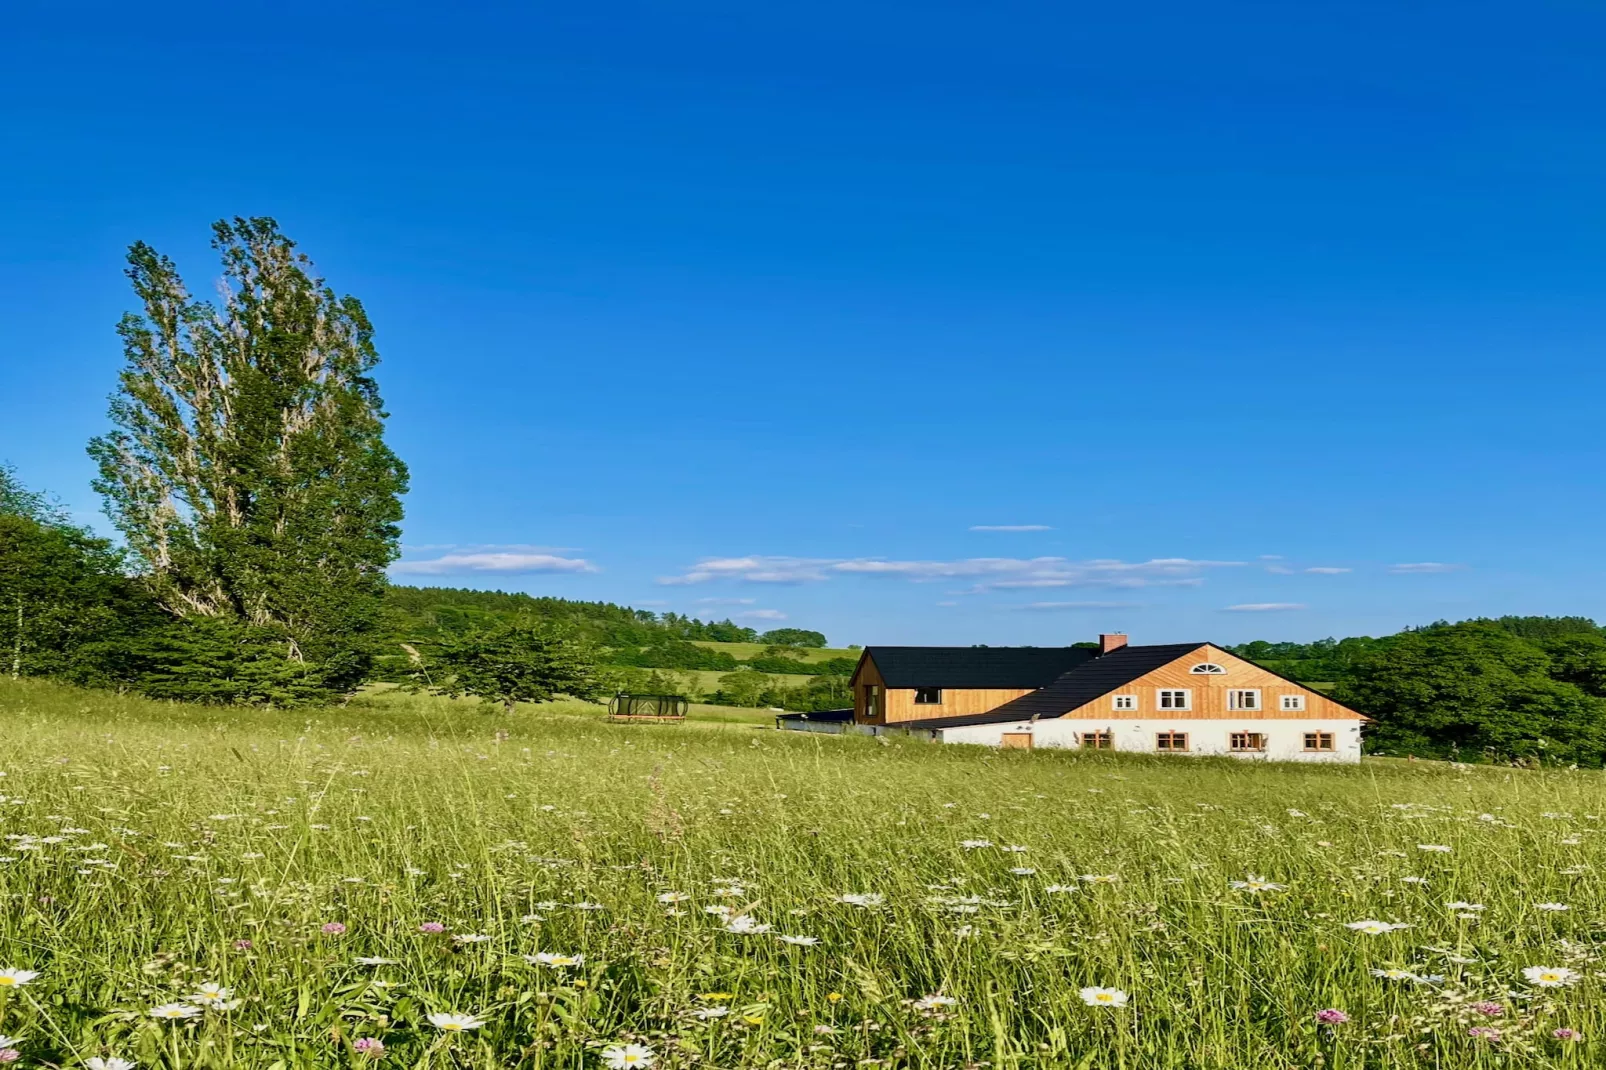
[920,718,1362,762]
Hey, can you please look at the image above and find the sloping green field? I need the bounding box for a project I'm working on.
[0,677,1598,1069]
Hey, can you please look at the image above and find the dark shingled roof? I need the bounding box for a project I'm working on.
[906,643,1208,729]
[860,646,1098,689]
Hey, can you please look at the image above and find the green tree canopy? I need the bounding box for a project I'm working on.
[0,465,163,682]
[88,218,408,680]
[1338,622,1606,764]
[759,628,828,648]
[418,620,604,714]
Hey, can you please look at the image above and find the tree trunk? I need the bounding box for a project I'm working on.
[503,696,516,716]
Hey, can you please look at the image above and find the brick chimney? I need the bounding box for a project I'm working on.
[1099,633,1128,655]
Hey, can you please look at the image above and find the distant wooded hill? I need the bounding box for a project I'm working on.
[380,586,858,679]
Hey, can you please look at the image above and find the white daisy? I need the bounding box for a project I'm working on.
[778,934,819,946]
[0,968,39,988]
[601,1042,656,1068]
[913,994,958,1011]
[355,956,400,966]
[835,893,885,908]
[959,840,993,850]
[1522,966,1579,988]
[1535,902,1570,912]
[722,914,772,935]
[427,1012,485,1032]
[525,952,584,967]
[1009,867,1037,876]
[1445,901,1484,911]
[1229,875,1286,892]
[188,982,239,1009]
[1079,986,1129,1007]
[149,1003,201,1020]
[1416,844,1451,853]
[85,1059,137,1070]
[1345,920,1408,935]
[691,1005,729,1019]
[655,892,691,903]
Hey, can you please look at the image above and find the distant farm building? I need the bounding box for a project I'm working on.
[779,634,1363,762]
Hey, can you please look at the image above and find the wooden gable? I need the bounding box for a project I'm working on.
[1055,644,1363,721]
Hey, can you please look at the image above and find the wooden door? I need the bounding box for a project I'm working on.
[1001,732,1033,750]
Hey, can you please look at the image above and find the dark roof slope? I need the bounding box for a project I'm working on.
[907,643,1207,729]
[862,646,1098,689]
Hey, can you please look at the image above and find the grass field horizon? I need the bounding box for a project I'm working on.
[0,676,1601,1068]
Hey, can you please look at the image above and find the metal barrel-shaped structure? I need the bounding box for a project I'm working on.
[607,693,690,721]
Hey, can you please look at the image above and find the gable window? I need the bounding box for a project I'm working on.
[1280,694,1306,712]
[1155,731,1189,752]
[1111,694,1136,711]
[1303,732,1335,752]
[1190,663,1227,675]
[863,685,882,721]
[914,687,943,705]
[1080,730,1114,750]
[1228,689,1261,711]
[1157,689,1192,710]
[1230,731,1267,752]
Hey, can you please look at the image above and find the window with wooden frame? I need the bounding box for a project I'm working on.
[1228,689,1261,711]
[1155,731,1189,752]
[1279,694,1306,712]
[1303,732,1335,752]
[1230,731,1267,752]
[1111,694,1136,711]
[1157,689,1192,711]
[913,687,943,705]
[863,685,882,720]
[1189,663,1227,675]
[1080,730,1114,749]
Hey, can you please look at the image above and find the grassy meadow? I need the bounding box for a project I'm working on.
[0,679,1601,1069]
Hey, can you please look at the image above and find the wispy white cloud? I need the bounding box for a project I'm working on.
[1223,602,1306,612]
[658,555,1243,592]
[969,524,1053,532]
[1012,601,1141,612]
[1264,565,1295,575]
[1258,555,1285,561]
[1391,562,1467,574]
[1304,566,1352,574]
[391,549,598,575]
[737,608,788,621]
[936,601,959,607]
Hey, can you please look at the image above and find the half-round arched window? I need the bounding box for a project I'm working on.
[1189,662,1227,675]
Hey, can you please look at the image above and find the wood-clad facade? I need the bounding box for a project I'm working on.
[850,652,1042,725]
[1056,645,1361,722]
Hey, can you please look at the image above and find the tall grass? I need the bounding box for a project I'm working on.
[0,677,1598,1068]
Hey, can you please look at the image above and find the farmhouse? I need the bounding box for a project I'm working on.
[834,633,1363,761]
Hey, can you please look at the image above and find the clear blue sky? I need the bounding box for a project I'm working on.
[3,1,1604,647]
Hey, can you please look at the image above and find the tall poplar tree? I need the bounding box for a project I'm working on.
[88,218,408,683]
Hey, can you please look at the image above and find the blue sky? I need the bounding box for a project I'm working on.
[3,0,1604,647]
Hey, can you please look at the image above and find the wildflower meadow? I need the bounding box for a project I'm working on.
[0,678,1600,1068]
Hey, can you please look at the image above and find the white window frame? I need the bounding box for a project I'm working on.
[1189,663,1227,675]
[1111,694,1137,711]
[1279,694,1306,712]
[1157,688,1192,711]
[1228,689,1261,711]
